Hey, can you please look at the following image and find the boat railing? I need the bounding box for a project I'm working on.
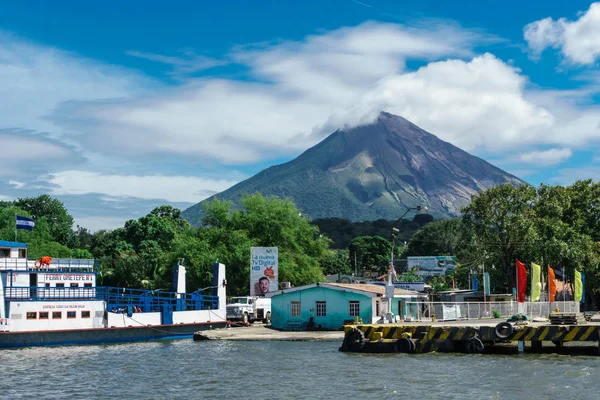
[3,286,219,312]
[0,258,99,273]
[102,287,219,313]
[4,286,98,301]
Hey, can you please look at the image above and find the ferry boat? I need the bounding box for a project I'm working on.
[0,240,227,348]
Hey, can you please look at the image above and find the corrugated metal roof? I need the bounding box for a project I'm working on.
[323,282,420,296]
[0,240,28,248]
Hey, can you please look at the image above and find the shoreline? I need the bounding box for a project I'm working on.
[193,323,344,341]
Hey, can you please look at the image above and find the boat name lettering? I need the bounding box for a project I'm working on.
[46,274,93,281]
[42,304,86,309]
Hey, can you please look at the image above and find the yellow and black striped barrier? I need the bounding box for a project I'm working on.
[339,323,600,355]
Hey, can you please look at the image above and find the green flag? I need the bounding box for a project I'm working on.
[575,270,583,303]
[531,262,541,302]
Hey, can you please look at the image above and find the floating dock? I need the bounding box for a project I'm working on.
[340,318,600,355]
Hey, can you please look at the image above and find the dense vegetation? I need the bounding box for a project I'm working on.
[3,180,600,307]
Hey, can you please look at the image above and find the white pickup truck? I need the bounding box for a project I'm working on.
[226,296,272,324]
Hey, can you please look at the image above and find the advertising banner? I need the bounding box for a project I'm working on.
[250,247,278,296]
[407,256,457,276]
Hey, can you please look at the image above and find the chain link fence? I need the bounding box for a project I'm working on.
[403,301,579,321]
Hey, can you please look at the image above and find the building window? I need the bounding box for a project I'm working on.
[56,283,65,288]
[84,283,92,287]
[52,311,62,319]
[316,301,326,317]
[349,301,360,317]
[26,312,37,320]
[39,312,49,319]
[70,283,79,287]
[81,311,90,318]
[291,301,301,317]
[67,311,76,319]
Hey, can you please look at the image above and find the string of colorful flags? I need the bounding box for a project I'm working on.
[516,260,584,303]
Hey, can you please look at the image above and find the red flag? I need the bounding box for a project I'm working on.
[548,266,557,302]
[517,260,527,302]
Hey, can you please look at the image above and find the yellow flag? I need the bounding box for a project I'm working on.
[531,262,541,302]
[575,270,583,303]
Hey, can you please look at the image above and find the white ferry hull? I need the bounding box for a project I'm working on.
[0,321,226,348]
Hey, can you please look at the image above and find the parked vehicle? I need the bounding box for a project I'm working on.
[226,296,271,324]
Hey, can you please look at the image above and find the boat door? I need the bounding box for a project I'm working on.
[29,273,38,299]
[161,304,174,325]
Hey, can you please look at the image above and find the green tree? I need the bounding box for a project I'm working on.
[348,236,391,277]
[320,249,351,275]
[462,184,538,292]
[13,195,75,246]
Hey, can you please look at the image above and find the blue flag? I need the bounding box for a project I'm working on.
[16,215,35,231]
[471,275,479,292]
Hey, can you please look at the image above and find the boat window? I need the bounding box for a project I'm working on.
[81,311,91,318]
[67,311,76,319]
[18,249,26,258]
[52,311,62,319]
[0,248,9,257]
[26,312,37,320]
[39,312,49,319]
[228,298,248,304]
[84,283,92,287]
[45,283,50,287]
[70,283,79,287]
[56,283,65,288]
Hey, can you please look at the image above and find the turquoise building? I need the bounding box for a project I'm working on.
[267,282,426,331]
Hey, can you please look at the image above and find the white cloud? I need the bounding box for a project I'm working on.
[524,2,600,64]
[49,21,489,163]
[0,30,154,137]
[45,171,240,203]
[323,53,554,152]
[0,195,11,201]
[519,148,573,165]
[8,180,25,189]
[126,49,227,76]
[0,135,71,162]
[551,166,600,185]
[72,215,130,232]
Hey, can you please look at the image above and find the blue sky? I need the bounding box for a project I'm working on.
[1,1,600,230]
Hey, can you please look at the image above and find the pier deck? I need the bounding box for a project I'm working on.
[193,323,344,341]
[340,320,600,355]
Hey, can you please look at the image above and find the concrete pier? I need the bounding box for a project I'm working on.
[193,323,344,341]
[340,320,600,355]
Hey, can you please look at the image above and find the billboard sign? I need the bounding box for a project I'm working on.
[407,256,457,276]
[250,247,278,296]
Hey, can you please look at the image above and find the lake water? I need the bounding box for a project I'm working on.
[1,340,598,399]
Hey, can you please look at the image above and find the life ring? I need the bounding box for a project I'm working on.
[495,322,514,339]
[466,337,484,353]
[343,328,365,352]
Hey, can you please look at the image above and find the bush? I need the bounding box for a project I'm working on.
[492,309,502,318]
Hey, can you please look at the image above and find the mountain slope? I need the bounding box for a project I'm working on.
[183,112,524,225]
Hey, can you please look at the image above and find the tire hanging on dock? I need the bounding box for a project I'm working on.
[342,328,365,352]
[466,337,484,354]
[394,338,415,353]
[494,322,514,340]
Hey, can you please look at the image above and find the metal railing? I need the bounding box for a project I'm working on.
[3,286,219,313]
[403,301,580,322]
[0,258,98,272]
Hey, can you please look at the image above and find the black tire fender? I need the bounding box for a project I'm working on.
[343,328,365,352]
[394,338,413,353]
[466,337,484,353]
[495,322,513,339]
